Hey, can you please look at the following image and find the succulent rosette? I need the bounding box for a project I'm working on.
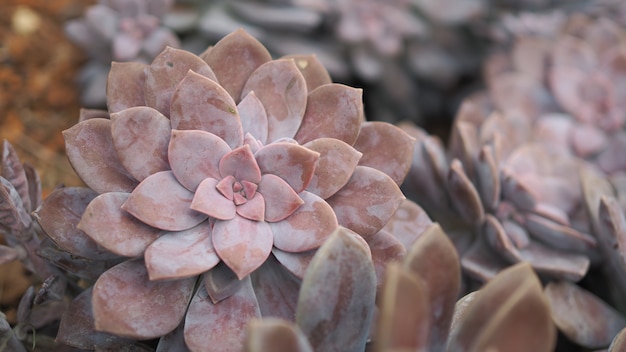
[36,29,417,350]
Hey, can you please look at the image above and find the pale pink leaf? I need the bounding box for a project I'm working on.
[219,144,261,183]
[236,192,265,222]
[258,174,304,222]
[255,143,320,193]
[272,248,316,279]
[238,91,269,144]
[282,54,332,92]
[250,256,301,321]
[382,199,432,250]
[303,138,362,199]
[107,61,147,113]
[190,178,236,220]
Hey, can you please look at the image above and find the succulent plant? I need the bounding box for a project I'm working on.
[34,29,420,350]
[65,0,180,108]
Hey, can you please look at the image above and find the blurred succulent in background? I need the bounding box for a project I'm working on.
[65,0,180,108]
[35,29,421,350]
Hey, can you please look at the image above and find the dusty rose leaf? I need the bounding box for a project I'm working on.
[145,221,219,280]
[272,248,316,279]
[368,230,407,290]
[170,71,243,149]
[475,145,500,212]
[327,166,405,239]
[447,120,479,178]
[238,91,269,144]
[107,62,147,113]
[203,263,244,304]
[258,174,305,222]
[220,144,261,183]
[610,328,626,351]
[244,318,314,352]
[461,235,509,282]
[353,121,415,185]
[241,59,307,142]
[294,84,363,145]
[93,259,196,339]
[250,256,301,321]
[23,163,41,211]
[304,138,362,199]
[282,54,332,92]
[382,199,432,250]
[447,159,485,226]
[63,118,138,194]
[237,193,266,222]
[122,171,207,231]
[191,178,237,220]
[255,143,320,193]
[525,213,597,254]
[2,140,30,212]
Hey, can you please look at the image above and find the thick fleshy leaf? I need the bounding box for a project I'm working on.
[220,144,261,183]
[294,84,363,145]
[545,281,626,349]
[144,46,217,116]
[241,59,307,142]
[237,193,266,222]
[203,262,244,304]
[296,227,376,352]
[168,129,231,191]
[212,216,273,279]
[79,192,162,257]
[110,107,171,181]
[353,121,415,185]
[184,277,261,352]
[382,199,432,250]
[0,178,30,236]
[22,163,41,211]
[448,120,479,178]
[403,223,460,351]
[255,143,320,193]
[368,230,407,289]
[123,171,207,231]
[156,320,187,352]
[270,191,337,253]
[461,236,510,282]
[63,119,138,193]
[373,263,430,352]
[238,91,269,144]
[327,166,405,239]
[92,259,196,339]
[2,140,30,212]
[34,187,115,260]
[596,196,626,307]
[170,71,243,149]
[282,54,332,92]
[250,256,301,321]
[304,138,362,199]
[145,221,219,280]
[272,248,316,279]
[447,159,485,226]
[191,178,236,220]
[518,241,590,282]
[475,144,500,212]
[258,174,305,222]
[107,61,147,113]
[202,28,271,102]
[610,327,626,351]
[245,318,313,352]
[525,213,597,254]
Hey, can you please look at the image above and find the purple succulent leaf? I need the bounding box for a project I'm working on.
[382,199,433,250]
[122,171,207,231]
[518,241,590,282]
[501,171,537,212]
[0,245,19,265]
[203,262,244,304]
[258,174,304,222]
[270,191,337,253]
[238,91,269,144]
[255,143,320,193]
[34,187,116,260]
[191,178,237,220]
[2,140,31,212]
[545,281,626,349]
[0,178,30,236]
[250,256,301,321]
[168,129,230,191]
[295,226,376,352]
[241,59,307,143]
[483,214,523,264]
[327,166,405,239]
[304,138,362,199]
[79,108,110,122]
[107,62,147,113]
[110,107,171,181]
[524,213,597,255]
[170,71,243,149]
[367,229,406,290]
[447,159,485,227]
[272,248,315,279]
[78,192,162,257]
[22,163,41,211]
[294,84,363,145]
[145,221,218,280]
[201,28,271,102]
[475,145,500,212]
[448,120,479,178]
[63,118,138,194]
[92,259,196,339]
[353,121,416,185]
[220,144,261,183]
[185,277,260,352]
[281,54,332,93]
[212,216,273,279]
[144,47,217,117]
[112,32,142,61]
[155,320,187,352]
[461,237,510,282]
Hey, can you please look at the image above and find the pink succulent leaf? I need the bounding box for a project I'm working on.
[78,192,162,257]
[272,248,316,279]
[123,171,208,231]
[258,174,304,222]
[270,191,337,253]
[250,256,301,321]
[238,91,269,144]
[296,226,376,352]
[448,120,479,178]
[524,213,597,254]
[475,145,500,212]
[203,263,244,304]
[244,318,314,352]
[184,277,261,352]
[245,133,264,153]
[0,181,29,238]
[168,129,231,191]
[382,199,433,250]
[190,178,237,220]
[367,229,407,289]
[570,123,608,157]
[2,140,31,212]
[170,71,243,149]
[145,221,219,280]
[241,59,307,143]
[236,192,266,222]
[460,236,509,282]
[447,159,485,226]
[144,47,217,117]
[219,144,262,183]
[281,54,332,93]
[255,143,320,193]
[92,259,196,339]
[303,138,362,199]
[483,214,524,264]
[155,320,187,352]
[201,28,272,102]
[326,166,405,239]
[501,170,537,212]
[79,108,109,122]
[112,32,142,61]
[107,62,148,112]
[294,84,363,145]
[212,216,274,279]
[63,118,138,194]
[517,241,590,282]
[110,107,171,181]
[353,121,416,185]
